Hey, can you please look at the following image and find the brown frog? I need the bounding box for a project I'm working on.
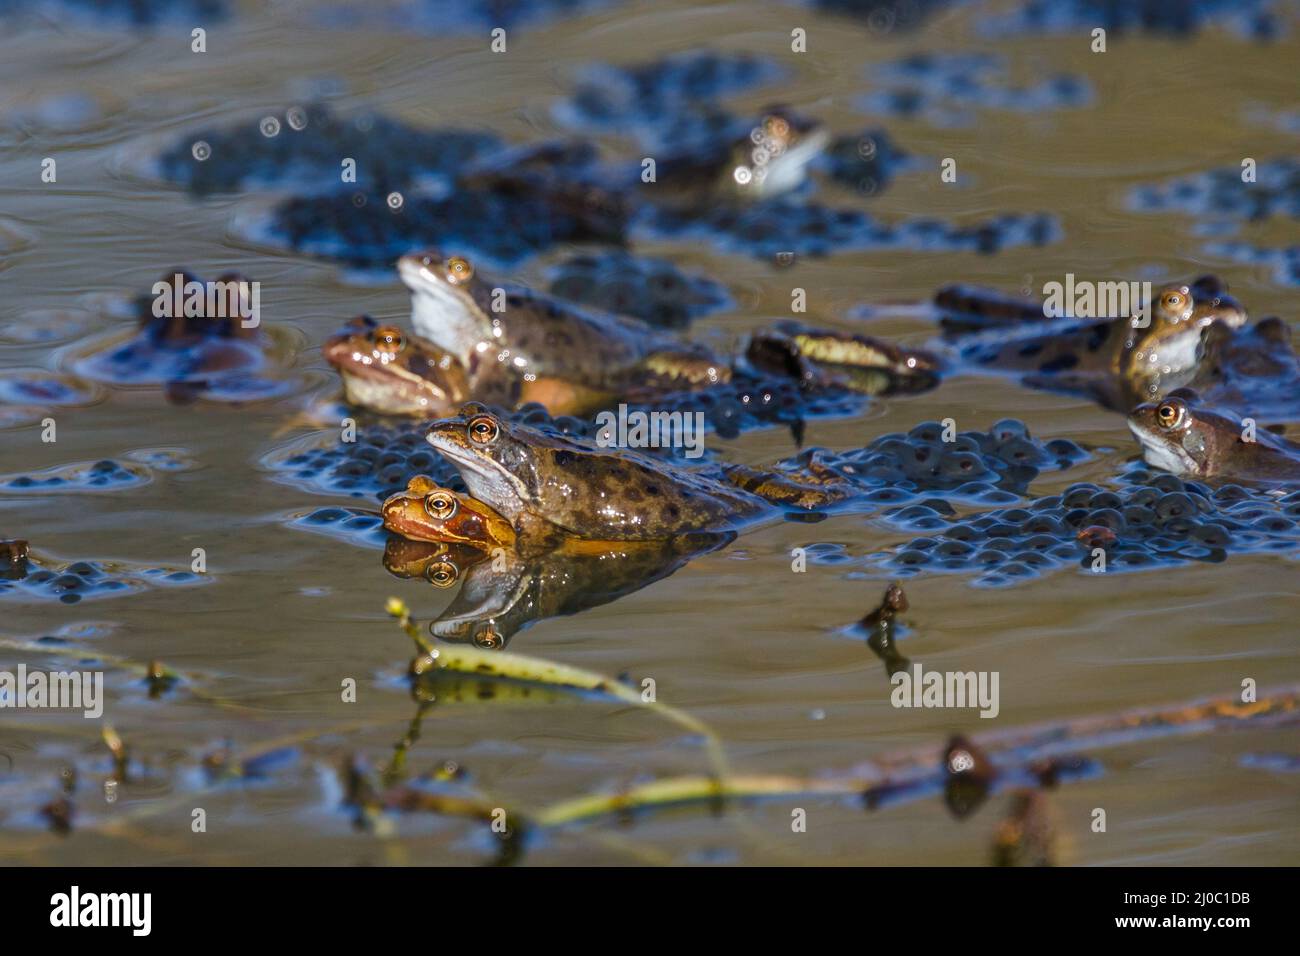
[424,404,772,543]
[380,477,516,550]
[951,276,1247,410]
[322,316,471,417]
[399,251,730,414]
[1127,388,1300,483]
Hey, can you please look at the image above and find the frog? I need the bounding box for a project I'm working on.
[1186,316,1300,423]
[649,107,831,203]
[397,250,730,414]
[747,321,943,395]
[380,476,516,550]
[424,403,779,543]
[68,270,294,403]
[947,275,1247,410]
[1127,388,1300,483]
[322,316,471,417]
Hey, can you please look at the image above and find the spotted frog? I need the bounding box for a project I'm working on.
[1127,389,1300,483]
[423,403,786,543]
[398,251,731,415]
[950,276,1247,410]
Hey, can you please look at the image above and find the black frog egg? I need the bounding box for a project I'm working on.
[1062,483,1100,508]
[1021,514,1063,535]
[938,450,986,480]
[1151,474,1186,494]
[1254,514,1295,533]
[1088,491,1123,511]
[1192,523,1231,548]
[907,421,947,444]
[935,539,974,559]
[996,437,1045,466]
[1122,504,1156,528]
[1154,492,1196,521]
[1082,508,1124,531]
[990,419,1028,442]
[895,548,932,567]
[1044,438,1086,461]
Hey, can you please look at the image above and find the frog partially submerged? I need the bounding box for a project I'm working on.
[1187,317,1300,423]
[425,404,772,543]
[322,316,471,417]
[399,250,729,414]
[749,321,942,395]
[650,107,831,203]
[68,270,294,403]
[380,477,516,550]
[1127,389,1300,483]
[946,276,1247,410]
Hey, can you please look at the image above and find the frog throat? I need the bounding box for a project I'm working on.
[399,258,492,360]
[1128,420,1201,476]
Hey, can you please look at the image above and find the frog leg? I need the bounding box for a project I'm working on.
[720,463,852,510]
[518,376,618,417]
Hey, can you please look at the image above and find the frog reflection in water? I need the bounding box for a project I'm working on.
[382,534,730,649]
[948,276,1246,410]
[1127,389,1300,484]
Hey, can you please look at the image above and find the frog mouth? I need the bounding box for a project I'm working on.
[1128,420,1200,476]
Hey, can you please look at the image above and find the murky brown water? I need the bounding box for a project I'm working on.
[2,0,1298,865]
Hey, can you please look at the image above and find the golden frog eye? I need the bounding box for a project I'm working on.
[1160,290,1186,312]
[371,325,405,355]
[1156,402,1183,428]
[445,256,474,285]
[468,415,498,445]
[426,560,459,588]
[424,492,457,521]
[475,627,502,650]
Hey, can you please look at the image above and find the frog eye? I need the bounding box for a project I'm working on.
[764,115,790,138]
[426,560,459,588]
[424,492,457,521]
[1156,401,1185,429]
[445,256,474,285]
[1160,290,1186,312]
[467,415,498,445]
[474,627,503,650]
[371,325,405,355]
